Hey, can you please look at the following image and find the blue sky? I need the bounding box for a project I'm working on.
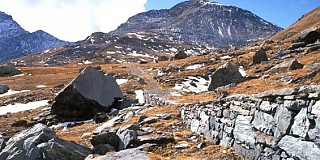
[145,0,320,28]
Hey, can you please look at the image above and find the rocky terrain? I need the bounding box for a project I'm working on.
[0,11,71,62]
[0,2,319,160]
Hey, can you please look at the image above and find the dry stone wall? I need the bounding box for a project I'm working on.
[181,85,320,160]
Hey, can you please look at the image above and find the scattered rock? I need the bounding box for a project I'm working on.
[0,84,9,94]
[267,59,304,74]
[156,113,171,120]
[208,62,244,91]
[108,108,119,116]
[124,111,134,121]
[118,129,137,150]
[90,130,121,151]
[137,135,175,145]
[139,117,158,125]
[137,78,146,85]
[11,119,28,127]
[51,67,123,121]
[138,115,147,123]
[86,148,150,160]
[0,124,91,160]
[252,48,268,64]
[174,50,188,60]
[0,64,22,77]
[174,143,189,149]
[94,116,125,133]
[197,142,206,149]
[93,112,109,123]
[92,144,115,155]
[141,127,155,134]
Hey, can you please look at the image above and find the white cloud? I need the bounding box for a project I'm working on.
[0,0,147,41]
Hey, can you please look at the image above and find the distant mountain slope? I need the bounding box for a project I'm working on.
[270,6,320,42]
[107,0,282,48]
[0,11,71,62]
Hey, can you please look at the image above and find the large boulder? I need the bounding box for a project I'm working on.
[252,48,268,64]
[0,124,91,160]
[0,64,22,77]
[298,27,320,44]
[0,84,9,94]
[51,67,123,121]
[208,62,244,91]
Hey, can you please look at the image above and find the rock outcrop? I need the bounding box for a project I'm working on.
[51,67,123,121]
[208,62,244,91]
[0,124,91,160]
[181,85,320,160]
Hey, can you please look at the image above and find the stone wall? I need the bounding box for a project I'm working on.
[181,85,320,160]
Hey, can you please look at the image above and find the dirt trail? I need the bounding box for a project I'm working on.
[130,64,172,100]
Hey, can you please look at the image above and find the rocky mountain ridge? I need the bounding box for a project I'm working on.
[0,11,71,62]
[7,0,282,66]
[106,0,282,48]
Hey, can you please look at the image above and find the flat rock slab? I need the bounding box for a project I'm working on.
[52,67,123,120]
[86,148,150,160]
[137,135,175,145]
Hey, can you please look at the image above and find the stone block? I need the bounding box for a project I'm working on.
[290,107,310,138]
[234,115,255,146]
[279,136,320,160]
[252,111,274,135]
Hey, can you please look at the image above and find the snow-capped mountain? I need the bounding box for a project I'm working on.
[107,0,282,48]
[0,11,70,62]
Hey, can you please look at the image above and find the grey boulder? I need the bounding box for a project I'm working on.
[208,62,244,91]
[0,123,91,160]
[174,50,188,60]
[51,67,123,121]
[0,84,9,94]
[267,59,304,74]
[252,48,268,64]
[0,64,22,77]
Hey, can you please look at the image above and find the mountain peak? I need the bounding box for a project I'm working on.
[111,0,282,49]
[0,12,71,62]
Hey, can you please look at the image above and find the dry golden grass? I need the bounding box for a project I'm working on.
[270,6,320,42]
